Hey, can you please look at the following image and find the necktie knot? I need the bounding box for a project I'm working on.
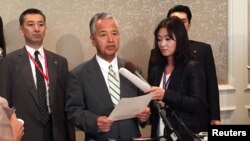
[109,65,116,77]
[34,51,40,59]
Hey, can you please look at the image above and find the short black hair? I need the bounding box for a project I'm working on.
[167,5,192,23]
[19,8,46,26]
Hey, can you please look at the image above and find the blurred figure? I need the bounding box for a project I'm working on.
[148,5,220,125]
[0,16,6,59]
[147,17,209,141]
[0,96,24,141]
[0,8,75,141]
[66,12,150,141]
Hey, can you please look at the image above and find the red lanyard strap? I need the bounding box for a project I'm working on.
[27,51,49,82]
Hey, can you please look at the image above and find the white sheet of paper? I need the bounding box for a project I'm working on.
[108,93,153,121]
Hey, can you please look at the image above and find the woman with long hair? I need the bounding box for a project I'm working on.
[147,16,209,141]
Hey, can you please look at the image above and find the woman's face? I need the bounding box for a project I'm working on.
[157,27,176,58]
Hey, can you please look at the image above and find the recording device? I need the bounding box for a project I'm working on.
[119,62,182,141]
[119,67,150,91]
[124,61,148,83]
[154,101,182,141]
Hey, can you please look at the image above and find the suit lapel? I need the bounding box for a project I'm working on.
[45,50,57,104]
[152,65,183,89]
[168,65,184,89]
[19,48,39,105]
[87,57,114,109]
[153,66,164,87]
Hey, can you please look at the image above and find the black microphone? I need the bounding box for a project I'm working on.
[124,61,182,141]
[154,101,182,141]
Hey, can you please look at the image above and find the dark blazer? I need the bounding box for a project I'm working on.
[66,57,142,141]
[148,61,209,140]
[148,40,220,122]
[0,48,75,141]
[190,40,220,121]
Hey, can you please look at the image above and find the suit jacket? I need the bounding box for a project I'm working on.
[148,40,220,121]
[190,40,220,121]
[0,96,13,141]
[66,57,141,141]
[0,48,75,141]
[148,61,209,140]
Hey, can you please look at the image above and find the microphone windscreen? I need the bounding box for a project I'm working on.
[119,68,150,91]
[124,61,137,73]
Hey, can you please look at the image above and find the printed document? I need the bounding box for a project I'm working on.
[108,93,153,121]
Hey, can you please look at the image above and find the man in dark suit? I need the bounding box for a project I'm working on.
[66,12,151,141]
[0,8,75,141]
[148,5,220,125]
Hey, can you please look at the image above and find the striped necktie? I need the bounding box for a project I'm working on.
[108,65,120,105]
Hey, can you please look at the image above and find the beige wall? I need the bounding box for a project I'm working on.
[248,0,250,81]
[0,0,229,140]
[0,0,227,83]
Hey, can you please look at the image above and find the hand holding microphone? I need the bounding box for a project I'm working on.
[118,67,150,92]
[122,61,165,101]
[120,61,182,141]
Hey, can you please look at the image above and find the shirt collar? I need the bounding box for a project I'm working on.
[96,55,118,72]
[25,45,44,58]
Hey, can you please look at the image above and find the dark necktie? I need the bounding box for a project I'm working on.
[34,51,49,124]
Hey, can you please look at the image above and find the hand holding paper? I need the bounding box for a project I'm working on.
[108,67,153,121]
[108,93,153,121]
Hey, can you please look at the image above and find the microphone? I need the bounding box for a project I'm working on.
[154,101,182,141]
[120,62,182,141]
[124,61,147,83]
[119,67,150,92]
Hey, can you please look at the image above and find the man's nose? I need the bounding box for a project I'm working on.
[34,24,40,31]
[107,34,113,42]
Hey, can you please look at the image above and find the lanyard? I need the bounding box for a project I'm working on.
[163,71,171,89]
[27,50,49,82]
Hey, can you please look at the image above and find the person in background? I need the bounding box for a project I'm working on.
[66,12,150,141]
[0,16,6,59]
[0,8,75,141]
[148,5,220,125]
[0,96,24,141]
[1,17,24,141]
[146,16,209,141]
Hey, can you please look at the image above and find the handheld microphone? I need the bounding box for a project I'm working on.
[119,67,150,92]
[124,61,147,83]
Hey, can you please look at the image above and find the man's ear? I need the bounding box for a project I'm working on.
[90,35,96,47]
[19,26,24,36]
[187,23,191,31]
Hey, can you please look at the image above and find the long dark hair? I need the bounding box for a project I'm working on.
[0,16,6,57]
[151,16,193,68]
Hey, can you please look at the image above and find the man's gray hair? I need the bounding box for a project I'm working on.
[89,12,118,36]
